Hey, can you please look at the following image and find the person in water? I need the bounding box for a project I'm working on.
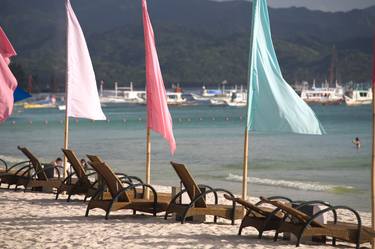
[352,137,361,149]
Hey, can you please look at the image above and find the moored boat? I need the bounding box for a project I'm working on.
[345,88,372,106]
[300,82,344,105]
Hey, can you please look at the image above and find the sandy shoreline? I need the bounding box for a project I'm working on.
[0,186,371,249]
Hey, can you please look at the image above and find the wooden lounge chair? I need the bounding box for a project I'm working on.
[0,156,32,188]
[55,149,98,202]
[260,197,375,249]
[14,146,63,192]
[224,194,292,238]
[87,154,172,202]
[164,161,243,224]
[85,160,169,219]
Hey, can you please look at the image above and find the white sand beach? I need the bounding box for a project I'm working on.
[0,186,371,249]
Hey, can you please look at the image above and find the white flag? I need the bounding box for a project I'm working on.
[65,0,106,120]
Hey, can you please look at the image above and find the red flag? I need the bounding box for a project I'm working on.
[142,0,176,154]
[0,27,17,122]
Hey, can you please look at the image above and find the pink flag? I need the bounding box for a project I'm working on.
[0,27,17,122]
[142,0,176,155]
[65,0,105,120]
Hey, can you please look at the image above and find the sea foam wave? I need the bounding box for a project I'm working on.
[226,173,354,192]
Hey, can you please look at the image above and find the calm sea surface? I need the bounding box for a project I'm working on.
[0,101,372,211]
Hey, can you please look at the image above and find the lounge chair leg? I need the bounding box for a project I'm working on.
[67,194,71,202]
[133,210,136,215]
[296,235,302,247]
[55,193,59,200]
[332,238,336,246]
[258,230,264,239]
[181,216,186,224]
[7,184,11,189]
[273,232,279,242]
[105,211,110,220]
[164,212,169,220]
[83,195,88,202]
[238,226,243,236]
[214,216,217,223]
[85,207,90,217]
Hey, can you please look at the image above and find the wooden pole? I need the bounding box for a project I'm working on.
[371,84,375,248]
[371,29,375,249]
[145,127,151,199]
[63,0,69,179]
[63,107,69,179]
[242,128,249,200]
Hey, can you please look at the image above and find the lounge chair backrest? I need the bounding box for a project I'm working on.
[62,149,87,181]
[18,146,48,180]
[171,162,207,208]
[86,154,104,164]
[89,160,130,202]
[260,197,323,227]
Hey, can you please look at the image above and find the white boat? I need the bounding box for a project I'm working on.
[300,82,344,104]
[345,88,372,106]
[58,105,66,111]
[191,87,223,101]
[224,92,247,107]
[166,92,186,105]
[99,82,187,105]
[209,86,247,106]
[100,82,146,104]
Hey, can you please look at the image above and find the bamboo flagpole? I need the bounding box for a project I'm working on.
[63,1,70,179]
[242,128,249,199]
[145,127,151,198]
[371,27,375,249]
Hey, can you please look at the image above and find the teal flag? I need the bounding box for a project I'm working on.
[246,0,324,135]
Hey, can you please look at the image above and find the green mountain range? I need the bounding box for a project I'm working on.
[1,0,374,91]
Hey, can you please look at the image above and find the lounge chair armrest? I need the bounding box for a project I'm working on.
[85,171,97,177]
[85,168,95,173]
[61,172,76,184]
[7,160,31,172]
[89,180,98,188]
[197,184,215,191]
[189,188,236,208]
[294,200,337,223]
[127,176,144,185]
[115,173,133,184]
[169,188,189,205]
[16,165,34,177]
[198,184,218,204]
[256,195,293,205]
[0,158,8,171]
[115,183,158,205]
[307,205,361,227]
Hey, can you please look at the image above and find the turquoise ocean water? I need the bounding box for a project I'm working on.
[0,102,372,211]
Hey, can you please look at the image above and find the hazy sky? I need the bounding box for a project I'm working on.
[214,0,375,12]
